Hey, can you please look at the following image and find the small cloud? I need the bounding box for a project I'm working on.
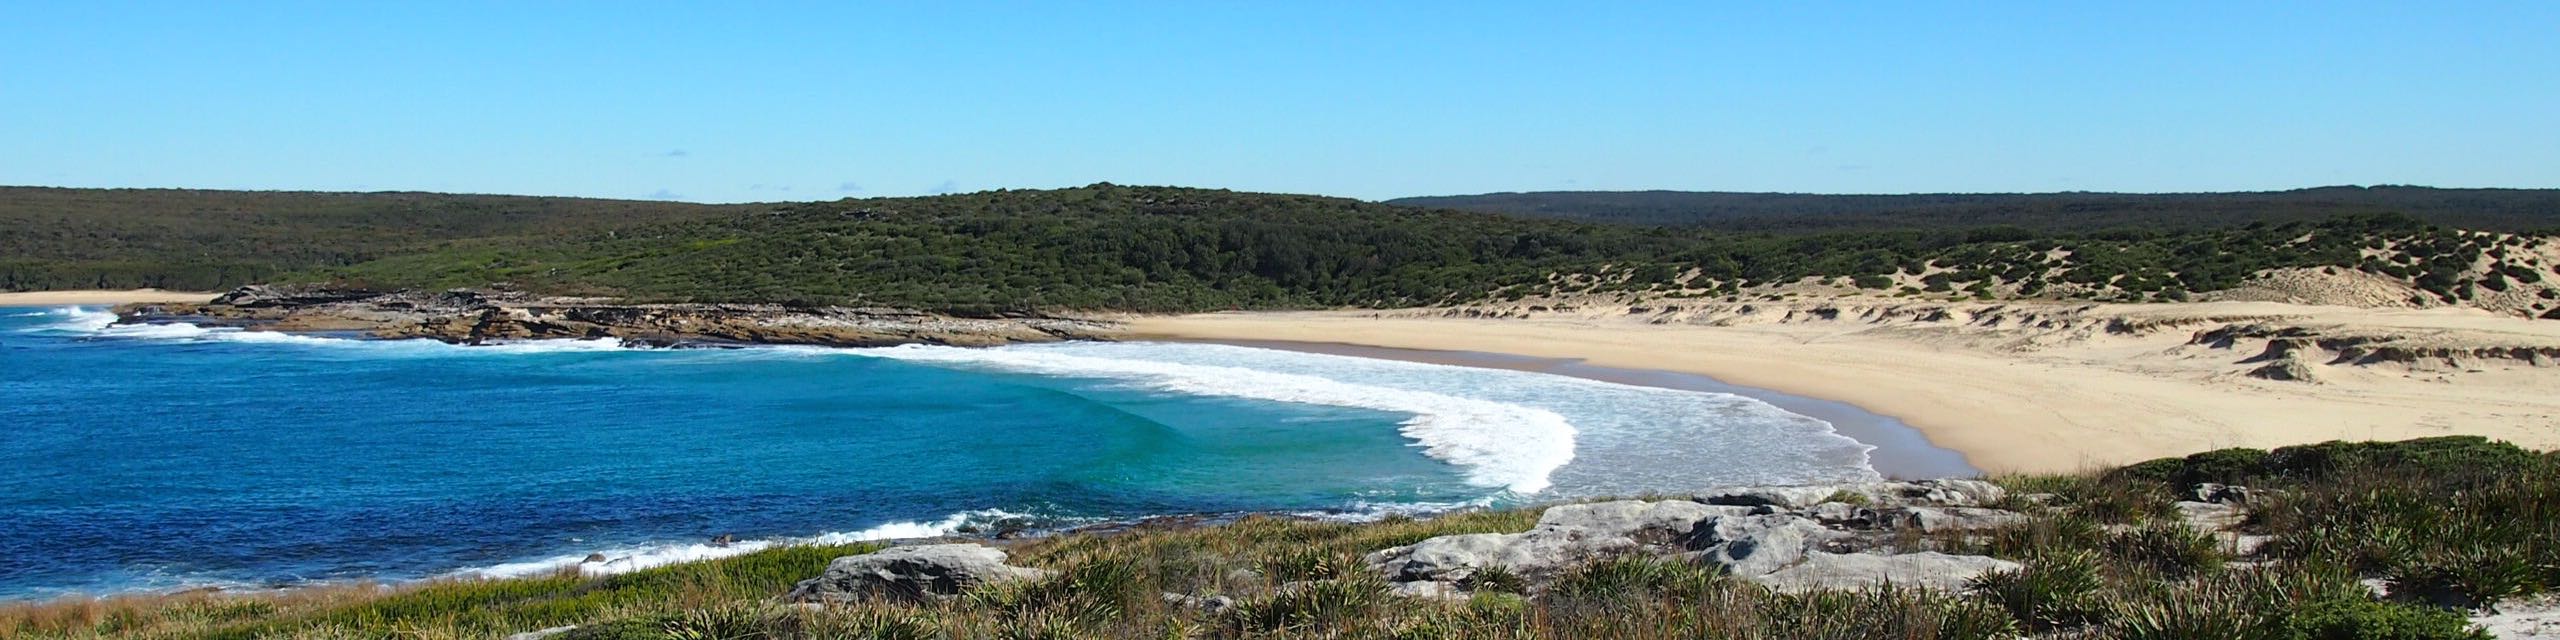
[662,149,690,158]
[646,188,686,200]
[836,181,864,193]
[929,180,960,194]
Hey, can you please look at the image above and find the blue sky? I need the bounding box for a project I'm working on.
[3,2,2554,202]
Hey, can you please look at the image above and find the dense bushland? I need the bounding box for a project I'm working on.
[301,186,2555,312]
[0,187,740,292]
[1393,185,2560,233]
[8,185,2555,314]
[4,437,2544,639]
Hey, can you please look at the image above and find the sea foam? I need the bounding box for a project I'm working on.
[843,343,1580,494]
[850,342,1883,497]
[453,510,1035,580]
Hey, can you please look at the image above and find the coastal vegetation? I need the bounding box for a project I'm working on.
[1390,186,2560,233]
[5,436,2547,639]
[8,185,2558,317]
[0,187,739,293]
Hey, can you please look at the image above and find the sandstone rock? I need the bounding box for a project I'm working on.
[1696,485,1846,509]
[1874,479,2008,508]
[504,626,577,640]
[785,544,1052,603]
[1804,502,1882,529]
[1685,513,1842,577]
[1696,479,2007,511]
[1366,500,1742,583]
[1161,592,1238,613]
[2190,482,2253,505]
[1751,551,2021,593]
[1385,580,1467,601]
[2174,500,2246,531]
[1889,506,2029,533]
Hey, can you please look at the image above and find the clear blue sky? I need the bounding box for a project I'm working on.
[4,2,2554,203]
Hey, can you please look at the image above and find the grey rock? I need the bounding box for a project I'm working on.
[2174,500,2246,531]
[1875,479,2008,508]
[1751,551,2022,593]
[1697,479,2008,511]
[1161,592,1237,613]
[1804,502,1882,528]
[504,626,577,640]
[2219,532,2275,557]
[786,544,1052,603]
[1696,485,1848,509]
[1890,506,2029,533]
[1686,513,1843,577]
[2190,483,2253,505]
[1536,500,1737,543]
[1386,580,1468,601]
[1366,500,1742,583]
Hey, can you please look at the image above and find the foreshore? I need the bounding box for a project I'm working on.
[1203,339,1978,480]
[0,289,215,306]
[1119,300,2560,474]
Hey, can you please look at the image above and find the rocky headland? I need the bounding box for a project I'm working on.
[111,285,1119,348]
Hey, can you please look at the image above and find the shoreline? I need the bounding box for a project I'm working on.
[1118,304,2560,474]
[1199,339,1977,480]
[0,289,216,306]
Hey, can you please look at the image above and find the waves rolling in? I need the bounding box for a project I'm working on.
[2,306,1879,598]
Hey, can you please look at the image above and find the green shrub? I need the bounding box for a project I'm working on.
[2108,523,2225,578]
[1220,577,1389,634]
[2389,547,2544,609]
[2290,599,2491,640]
[1968,550,2102,629]
[1547,556,1724,600]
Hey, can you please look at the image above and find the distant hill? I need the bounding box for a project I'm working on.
[0,187,744,291]
[7,184,2556,318]
[1389,186,2560,233]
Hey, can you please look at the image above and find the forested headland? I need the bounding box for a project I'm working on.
[5,184,2556,317]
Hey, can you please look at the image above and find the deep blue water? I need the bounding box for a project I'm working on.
[0,306,1880,599]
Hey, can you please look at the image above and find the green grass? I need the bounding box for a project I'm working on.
[5,437,2544,639]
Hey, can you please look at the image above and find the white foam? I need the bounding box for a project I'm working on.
[452,509,1031,580]
[19,306,121,333]
[853,342,1881,497]
[841,343,1578,494]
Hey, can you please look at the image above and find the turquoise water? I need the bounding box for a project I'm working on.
[0,306,1879,599]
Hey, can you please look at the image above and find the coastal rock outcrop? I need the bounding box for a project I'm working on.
[1368,484,2029,597]
[1365,500,1740,585]
[1754,551,2021,593]
[785,544,1052,604]
[117,285,1118,348]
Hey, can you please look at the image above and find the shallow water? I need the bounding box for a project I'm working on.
[0,306,1878,599]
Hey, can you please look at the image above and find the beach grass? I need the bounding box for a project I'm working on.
[4,437,2545,639]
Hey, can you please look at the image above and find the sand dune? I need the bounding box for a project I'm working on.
[1120,299,2560,474]
[0,289,216,306]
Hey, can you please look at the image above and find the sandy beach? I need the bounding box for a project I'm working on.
[1121,299,2560,474]
[0,289,215,306]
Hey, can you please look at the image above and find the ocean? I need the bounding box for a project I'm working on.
[0,306,1884,600]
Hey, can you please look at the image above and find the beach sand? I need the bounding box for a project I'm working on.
[0,290,216,306]
[1120,300,2560,475]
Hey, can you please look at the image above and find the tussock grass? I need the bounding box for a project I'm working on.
[5,437,2546,639]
